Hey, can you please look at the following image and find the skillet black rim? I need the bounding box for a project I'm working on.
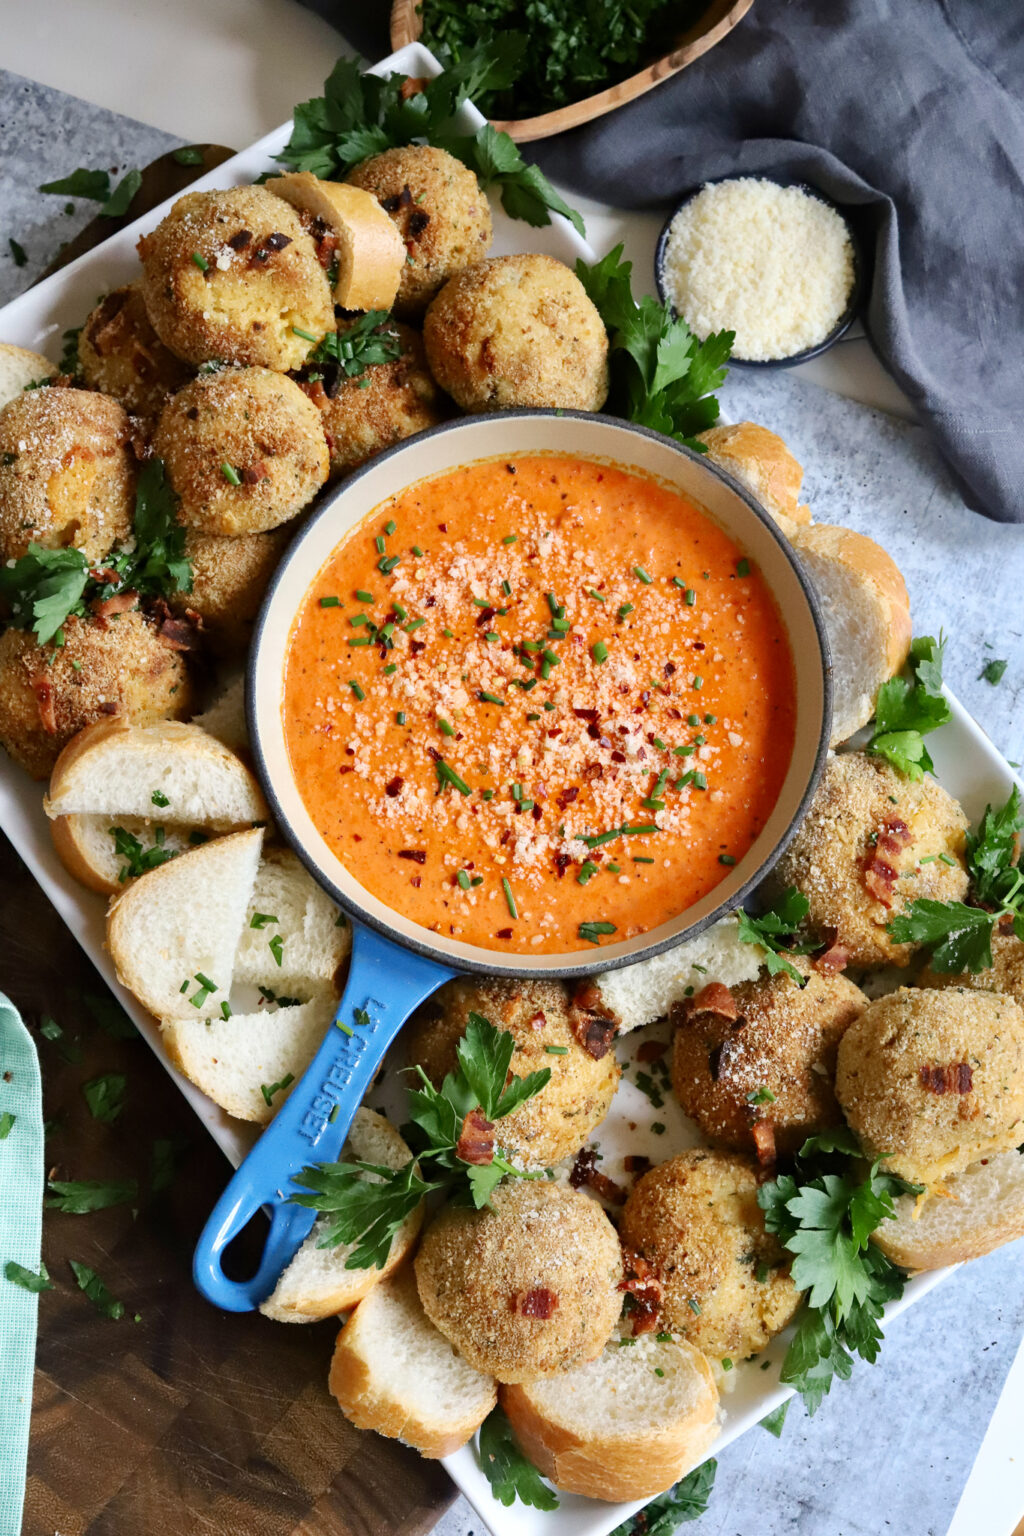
[247,409,833,979]
[653,175,866,369]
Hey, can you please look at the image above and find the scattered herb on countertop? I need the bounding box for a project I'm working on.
[866,634,952,780]
[887,784,1024,972]
[479,1405,559,1511]
[82,991,138,1041]
[289,1012,551,1268]
[8,238,27,268]
[577,244,732,451]
[611,1458,717,1533]
[69,1260,126,1319]
[735,887,816,984]
[46,1178,138,1214]
[0,1111,15,1139]
[981,657,1008,686]
[38,165,141,219]
[279,42,585,236]
[757,1128,918,1414]
[4,1260,54,1293]
[81,1073,127,1126]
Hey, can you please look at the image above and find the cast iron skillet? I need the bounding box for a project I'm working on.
[193,410,832,1311]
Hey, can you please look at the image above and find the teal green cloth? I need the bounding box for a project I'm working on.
[0,993,43,1536]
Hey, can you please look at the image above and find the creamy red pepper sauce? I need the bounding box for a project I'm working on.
[283,455,795,954]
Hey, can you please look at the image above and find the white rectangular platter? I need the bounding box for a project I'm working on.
[0,40,1017,1536]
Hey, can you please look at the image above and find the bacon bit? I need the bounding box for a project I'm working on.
[299,378,329,411]
[97,700,120,716]
[397,849,426,864]
[686,982,739,1022]
[574,1014,616,1060]
[156,616,201,652]
[380,185,415,213]
[863,855,899,906]
[624,1155,651,1174]
[877,818,912,855]
[241,461,270,486]
[399,76,426,99]
[636,1039,668,1063]
[571,982,617,1021]
[407,209,430,238]
[31,675,57,734]
[385,776,404,797]
[570,1147,626,1204]
[707,1038,739,1082]
[263,232,292,251]
[227,230,252,250]
[573,708,599,722]
[516,1287,558,1319]
[752,1120,777,1165]
[619,1248,663,1334]
[919,1062,974,1095]
[813,930,850,974]
[456,1107,495,1165]
[91,589,139,623]
[527,1010,546,1031]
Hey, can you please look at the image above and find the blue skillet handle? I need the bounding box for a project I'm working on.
[193,922,454,1312]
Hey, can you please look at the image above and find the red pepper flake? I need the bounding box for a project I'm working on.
[573,708,599,722]
[516,1287,558,1319]
[410,640,426,655]
[554,852,571,879]
[456,1107,495,1164]
[919,1062,974,1095]
[495,928,513,940]
[338,766,354,775]
[618,1248,663,1334]
[556,786,579,810]
[385,776,404,797]
[475,606,496,627]
[397,849,426,864]
[241,461,270,485]
[569,1147,626,1204]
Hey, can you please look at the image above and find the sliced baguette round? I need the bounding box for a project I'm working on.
[266,172,405,312]
[792,523,912,747]
[329,1266,497,1458]
[50,812,195,896]
[698,422,811,536]
[233,847,351,996]
[192,674,248,752]
[501,1333,720,1502]
[45,717,268,825]
[107,826,263,1020]
[0,343,55,409]
[873,1149,1024,1271]
[161,989,335,1122]
[261,1109,424,1323]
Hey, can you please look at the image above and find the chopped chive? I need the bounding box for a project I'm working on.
[179,980,189,994]
[436,758,471,795]
[704,713,717,724]
[522,639,544,652]
[591,640,609,664]
[347,680,365,701]
[335,1016,354,1037]
[685,588,696,605]
[694,734,705,746]
[292,326,318,342]
[719,853,736,866]
[634,565,653,584]
[151,789,170,808]
[689,714,701,727]
[443,627,454,638]
[383,662,397,675]
[349,614,370,627]
[457,870,471,891]
[617,602,634,620]
[329,1103,340,1123]
[412,544,423,557]
[479,691,504,706]
[356,589,374,604]
[472,597,490,607]
[589,589,605,602]
[651,1120,666,1133]
[396,711,406,725]
[471,876,484,886]
[378,623,395,640]
[221,462,241,485]
[384,518,396,536]
[737,557,751,576]
[375,535,385,554]
[634,855,655,863]
[502,878,517,919]
[319,595,340,608]
[543,700,556,710]
[511,783,522,801]
[194,971,217,992]
[545,1045,569,1055]
[348,636,372,647]
[654,1367,666,1378]
[673,577,686,589]
[481,789,494,800]
[577,861,599,885]
[526,712,540,721]
[546,592,560,615]
[692,675,704,690]
[484,631,499,643]
[191,252,209,271]
[502,533,517,544]
[694,772,708,790]
[392,603,407,620]
[688,1298,702,1315]
[551,617,571,633]
[220,1000,232,1020]
[378,554,400,574]
[438,718,455,736]
[542,649,561,667]
[641,798,665,811]
[653,738,666,751]
[607,862,620,872]
[501,579,512,596]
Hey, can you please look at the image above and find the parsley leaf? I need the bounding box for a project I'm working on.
[5,1259,54,1293]
[0,544,91,645]
[479,1405,559,1511]
[735,886,811,983]
[966,785,1024,908]
[868,634,952,780]
[576,245,731,450]
[981,658,1008,686]
[758,1134,917,1414]
[759,1400,790,1438]
[9,237,28,268]
[46,1178,138,1213]
[886,898,996,973]
[279,44,583,237]
[290,1159,439,1270]
[81,1073,127,1125]
[59,325,83,378]
[82,991,138,1041]
[128,457,191,596]
[0,1111,15,1139]
[611,1458,717,1533]
[310,312,402,378]
[101,168,143,218]
[69,1260,126,1319]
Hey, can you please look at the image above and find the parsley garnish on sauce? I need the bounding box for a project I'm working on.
[278,43,585,238]
[576,244,732,452]
[757,1129,918,1415]
[479,1405,559,1511]
[867,634,952,780]
[289,1013,551,1269]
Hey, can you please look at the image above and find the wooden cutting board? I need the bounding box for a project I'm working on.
[14,149,457,1536]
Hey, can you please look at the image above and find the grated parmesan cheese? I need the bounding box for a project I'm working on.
[661,177,855,362]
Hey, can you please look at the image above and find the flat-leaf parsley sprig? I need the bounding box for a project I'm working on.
[757,1128,919,1414]
[278,41,585,237]
[304,311,403,382]
[887,784,1024,973]
[735,886,819,985]
[479,1405,560,1512]
[289,1011,551,1267]
[867,634,952,780]
[576,244,733,452]
[610,1458,717,1534]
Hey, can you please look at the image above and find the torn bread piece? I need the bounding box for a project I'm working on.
[587,915,761,1034]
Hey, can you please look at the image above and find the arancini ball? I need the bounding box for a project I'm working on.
[619,1150,801,1360]
[671,963,868,1158]
[423,254,609,413]
[768,751,969,968]
[346,145,492,317]
[137,187,333,371]
[835,986,1024,1187]
[153,367,329,536]
[0,613,192,779]
[78,284,193,420]
[406,977,619,1168]
[414,1180,623,1383]
[0,386,135,563]
[920,931,1024,1011]
[168,527,290,651]
[302,322,447,477]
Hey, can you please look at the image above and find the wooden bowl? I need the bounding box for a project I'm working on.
[389,0,756,142]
